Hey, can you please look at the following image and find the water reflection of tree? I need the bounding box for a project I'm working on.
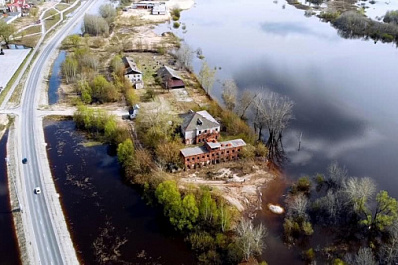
[251,92,294,163]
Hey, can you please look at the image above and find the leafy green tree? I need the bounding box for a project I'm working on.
[155,180,182,226]
[218,200,232,232]
[0,20,15,46]
[198,60,216,95]
[125,88,139,106]
[178,194,199,230]
[117,139,134,167]
[104,117,118,143]
[99,4,117,25]
[362,191,398,232]
[62,55,78,83]
[199,189,218,225]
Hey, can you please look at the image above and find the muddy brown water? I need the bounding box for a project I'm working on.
[44,120,196,265]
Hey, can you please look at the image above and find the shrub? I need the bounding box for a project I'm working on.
[173,22,180,29]
[303,248,315,262]
[384,10,398,25]
[291,176,312,195]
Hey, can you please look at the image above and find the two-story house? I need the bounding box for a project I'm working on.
[122,56,143,89]
[181,110,220,145]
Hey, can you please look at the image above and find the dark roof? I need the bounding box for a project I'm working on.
[180,146,207,157]
[180,139,246,157]
[157,66,182,80]
[122,56,142,75]
[181,110,220,133]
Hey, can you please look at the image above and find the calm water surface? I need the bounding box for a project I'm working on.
[0,131,21,265]
[48,50,66,105]
[44,120,196,265]
[156,0,398,263]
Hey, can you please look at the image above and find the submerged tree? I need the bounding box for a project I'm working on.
[222,79,238,111]
[251,91,293,160]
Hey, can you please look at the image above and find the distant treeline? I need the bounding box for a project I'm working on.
[320,10,398,44]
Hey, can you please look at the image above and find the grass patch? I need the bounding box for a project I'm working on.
[81,141,103,147]
[55,3,70,11]
[15,34,41,48]
[42,9,58,20]
[18,25,42,36]
[0,49,33,106]
[44,14,61,32]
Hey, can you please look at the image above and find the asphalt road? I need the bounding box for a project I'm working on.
[20,1,100,264]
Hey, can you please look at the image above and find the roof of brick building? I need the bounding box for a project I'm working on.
[180,139,246,157]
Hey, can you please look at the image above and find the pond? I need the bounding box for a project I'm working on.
[155,0,398,263]
[0,131,21,265]
[44,120,196,264]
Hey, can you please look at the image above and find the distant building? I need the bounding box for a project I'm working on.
[7,0,29,13]
[181,110,220,145]
[157,66,185,89]
[152,2,166,15]
[132,1,155,9]
[122,56,143,89]
[180,139,246,169]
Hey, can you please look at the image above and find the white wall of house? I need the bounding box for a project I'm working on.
[195,126,220,136]
[184,131,195,144]
[128,73,142,82]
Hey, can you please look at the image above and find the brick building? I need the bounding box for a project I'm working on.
[181,110,220,145]
[180,139,246,169]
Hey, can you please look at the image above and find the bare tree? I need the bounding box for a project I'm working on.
[235,90,256,119]
[379,221,398,264]
[326,162,348,189]
[345,247,377,265]
[342,177,376,214]
[198,60,216,96]
[222,79,238,111]
[287,194,308,218]
[251,91,293,159]
[175,42,193,71]
[236,219,267,261]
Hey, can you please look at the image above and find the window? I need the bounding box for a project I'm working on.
[238,149,240,152]
[227,151,229,154]
[187,158,190,161]
[232,150,235,153]
[202,156,205,158]
[221,152,224,155]
[212,154,215,157]
[207,155,209,157]
[205,130,207,133]
[215,128,218,131]
[199,131,201,134]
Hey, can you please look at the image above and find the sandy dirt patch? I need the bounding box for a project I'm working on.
[180,165,276,213]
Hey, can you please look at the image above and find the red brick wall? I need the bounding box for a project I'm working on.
[182,145,243,169]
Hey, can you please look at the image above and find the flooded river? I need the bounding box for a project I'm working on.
[0,131,21,265]
[44,120,196,264]
[155,0,398,263]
